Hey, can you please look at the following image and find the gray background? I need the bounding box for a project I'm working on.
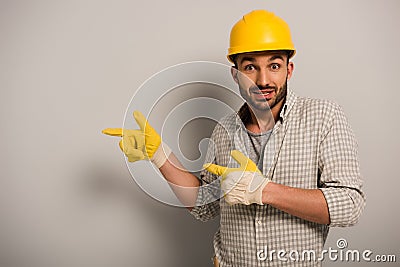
[1,0,399,266]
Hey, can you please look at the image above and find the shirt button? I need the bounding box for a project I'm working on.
[257,220,262,226]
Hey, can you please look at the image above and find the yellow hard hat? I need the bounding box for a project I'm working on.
[227,10,296,63]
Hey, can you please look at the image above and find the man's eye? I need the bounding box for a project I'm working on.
[244,64,255,71]
[270,63,280,71]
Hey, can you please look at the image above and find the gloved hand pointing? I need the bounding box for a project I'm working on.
[204,150,270,205]
[102,111,171,168]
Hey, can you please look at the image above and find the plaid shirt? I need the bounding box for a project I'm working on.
[190,89,366,266]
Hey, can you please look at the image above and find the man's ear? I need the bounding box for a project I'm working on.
[287,61,294,80]
[231,66,239,84]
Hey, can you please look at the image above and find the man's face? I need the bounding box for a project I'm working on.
[232,51,294,113]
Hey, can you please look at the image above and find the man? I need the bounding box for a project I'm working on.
[103,10,365,266]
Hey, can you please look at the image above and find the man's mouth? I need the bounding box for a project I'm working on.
[251,89,275,99]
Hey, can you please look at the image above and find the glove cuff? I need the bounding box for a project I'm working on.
[151,142,172,168]
[250,174,270,205]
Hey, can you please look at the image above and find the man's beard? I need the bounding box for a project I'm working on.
[239,79,288,112]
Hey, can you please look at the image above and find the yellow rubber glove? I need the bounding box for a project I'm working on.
[102,111,171,168]
[204,150,269,205]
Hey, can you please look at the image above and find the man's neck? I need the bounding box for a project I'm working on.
[248,100,284,133]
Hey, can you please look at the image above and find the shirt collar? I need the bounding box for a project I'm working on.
[279,88,296,122]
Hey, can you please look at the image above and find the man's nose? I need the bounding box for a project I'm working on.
[256,68,270,88]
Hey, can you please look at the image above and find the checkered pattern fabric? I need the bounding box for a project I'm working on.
[190,89,365,266]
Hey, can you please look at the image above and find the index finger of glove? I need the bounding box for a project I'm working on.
[203,163,228,177]
[102,128,123,137]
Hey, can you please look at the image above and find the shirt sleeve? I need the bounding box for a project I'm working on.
[189,125,222,222]
[318,103,366,227]
[189,170,221,222]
